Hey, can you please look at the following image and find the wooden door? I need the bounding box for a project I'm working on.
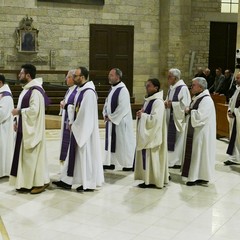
[90,24,134,95]
[209,22,237,73]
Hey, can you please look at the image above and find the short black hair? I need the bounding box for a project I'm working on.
[147,78,161,92]
[21,64,36,79]
[0,74,5,84]
[216,67,222,73]
[79,66,89,80]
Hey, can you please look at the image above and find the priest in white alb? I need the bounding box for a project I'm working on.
[103,68,135,171]
[0,74,14,178]
[53,67,104,191]
[165,68,191,169]
[224,72,240,165]
[182,77,216,186]
[59,69,77,163]
[134,78,169,188]
[10,64,50,194]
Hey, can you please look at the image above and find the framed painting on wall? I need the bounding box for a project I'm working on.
[16,16,39,53]
[19,30,38,52]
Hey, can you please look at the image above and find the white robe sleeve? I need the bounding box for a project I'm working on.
[171,87,191,131]
[67,104,75,125]
[190,97,214,128]
[72,90,96,148]
[0,96,12,123]
[108,88,131,125]
[102,99,107,118]
[21,90,45,149]
[234,106,240,141]
[137,99,164,150]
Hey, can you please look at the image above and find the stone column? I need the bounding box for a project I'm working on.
[236,1,240,52]
[159,0,192,92]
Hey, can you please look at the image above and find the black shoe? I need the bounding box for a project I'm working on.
[52,180,72,189]
[186,181,196,186]
[103,164,115,170]
[169,175,172,181]
[138,183,156,189]
[16,188,32,193]
[122,167,133,171]
[76,185,94,192]
[224,160,238,166]
[84,188,95,192]
[196,180,209,185]
[169,165,181,169]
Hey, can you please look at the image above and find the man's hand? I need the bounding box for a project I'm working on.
[104,116,110,122]
[228,111,234,118]
[136,109,144,119]
[185,107,191,115]
[60,100,66,109]
[165,100,172,109]
[12,108,20,116]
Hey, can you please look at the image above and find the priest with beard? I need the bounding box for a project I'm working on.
[134,78,169,189]
[182,77,216,186]
[10,64,50,194]
[103,68,135,171]
[53,67,104,192]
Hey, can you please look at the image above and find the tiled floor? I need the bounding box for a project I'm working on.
[1,130,240,240]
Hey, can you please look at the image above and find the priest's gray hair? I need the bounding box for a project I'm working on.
[193,77,208,90]
[169,68,181,80]
[114,68,123,79]
[68,69,75,77]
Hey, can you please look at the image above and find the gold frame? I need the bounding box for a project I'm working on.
[16,16,39,53]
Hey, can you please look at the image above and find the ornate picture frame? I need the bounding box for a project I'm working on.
[16,16,39,53]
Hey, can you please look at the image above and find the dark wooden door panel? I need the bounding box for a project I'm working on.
[90,24,134,95]
[209,22,237,73]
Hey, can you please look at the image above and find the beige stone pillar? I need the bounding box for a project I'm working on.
[159,0,192,94]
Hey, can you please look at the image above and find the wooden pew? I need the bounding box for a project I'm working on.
[8,81,139,118]
[211,94,229,138]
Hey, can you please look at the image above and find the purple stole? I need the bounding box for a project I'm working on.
[10,86,50,177]
[167,85,184,151]
[105,87,124,153]
[67,88,96,177]
[226,91,240,155]
[59,86,78,161]
[181,94,209,178]
[141,99,156,170]
[0,91,13,98]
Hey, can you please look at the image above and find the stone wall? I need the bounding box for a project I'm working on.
[159,0,222,90]
[0,0,237,101]
[0,0,159,102]
[189,0,221,78]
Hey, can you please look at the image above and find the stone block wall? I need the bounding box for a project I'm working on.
[189,0,221,80]
[0,0,159,102]
[159,0,221,91]
[0,0,234,101]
